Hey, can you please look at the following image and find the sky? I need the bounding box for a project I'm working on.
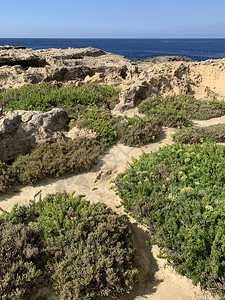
[0,0,225,38]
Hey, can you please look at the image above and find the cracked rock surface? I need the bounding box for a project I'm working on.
[0,108,69,162]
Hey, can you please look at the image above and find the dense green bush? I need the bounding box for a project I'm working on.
[36,193,138,300]
[12,137,103,185]
[116,116,161,146]
[75,108,162,147]
[0,138,103,192]
[0,222,44,300]
[0,83,119,112]
[75,109,163,148]
[173,123,225,144]
[114,142,225,297]
[0,192,138,300]
[138,95,225,127]
[75,106,118,146]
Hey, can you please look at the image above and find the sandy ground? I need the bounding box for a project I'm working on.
[1,115,225,300]
[192,115,225,127]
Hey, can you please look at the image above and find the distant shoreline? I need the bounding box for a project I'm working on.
[1,37,225,39]
[0,38,225,61]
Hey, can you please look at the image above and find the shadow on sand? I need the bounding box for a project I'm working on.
[113,221,163,300]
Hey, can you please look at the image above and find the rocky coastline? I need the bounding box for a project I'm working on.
[0,47,225,111]
[0,47,224,300]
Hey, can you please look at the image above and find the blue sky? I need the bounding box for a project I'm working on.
[1,0,225,38]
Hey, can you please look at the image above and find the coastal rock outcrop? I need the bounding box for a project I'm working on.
[0,108,69,162]
[0,47,225,110]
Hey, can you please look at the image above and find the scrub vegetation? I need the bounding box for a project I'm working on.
[1,83,225,299]
[138,95,225,127]
[0,192,138,300]
[0,138,103,193]
[114,142,225,298]
[173,123,225,144]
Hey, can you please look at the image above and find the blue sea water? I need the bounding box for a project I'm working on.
[0,38,225,61]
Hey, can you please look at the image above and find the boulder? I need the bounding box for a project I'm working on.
[0,108,69,162]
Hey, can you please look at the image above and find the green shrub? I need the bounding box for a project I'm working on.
[0,192,138,300]
[12,138,103,185]
[189,99,225,120]
[36,193,138,300]
[114,142,225,297]
[0,138,103,192]
[0,84,119,112]
[117,116,161,146]
[173,123,225,144]
[138,95,225,127]
[75,106,118,146]
[0,222,44,300]
[0,162,15,193]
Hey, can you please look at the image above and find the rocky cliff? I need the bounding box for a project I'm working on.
[0,47,225,110]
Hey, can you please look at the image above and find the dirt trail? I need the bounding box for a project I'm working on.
[1,114,225,300]
[192,115,225,127]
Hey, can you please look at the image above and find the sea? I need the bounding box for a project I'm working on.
[0,38,225,61]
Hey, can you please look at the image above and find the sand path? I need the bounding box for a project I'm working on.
[192,115,225,127]
[1,114,225,300]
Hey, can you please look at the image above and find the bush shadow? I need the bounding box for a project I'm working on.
[105,220,163,300]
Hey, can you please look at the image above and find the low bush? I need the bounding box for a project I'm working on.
[0,112,163,192]
[75,109,163,148]
[12,137,103,185]
[189,99,225,120]
[0,192,138,300]
[0,162,15,193]
[138,95,225,127]
[0,83,120,112]
[0,222,44,300]
[37,193,138,300]
[75,106,118,146]
[116,116,161,146]
[114,142,225,297]
[75,108,162,147]
[0,138,103,192]
[173,123,225,144]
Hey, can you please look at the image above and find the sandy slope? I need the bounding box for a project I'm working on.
[1,116,224,300]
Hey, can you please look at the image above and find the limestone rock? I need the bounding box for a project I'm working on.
[0,108,69,162]
[0,47,225,109]
[65,126,98,140]
[132,55,193,65]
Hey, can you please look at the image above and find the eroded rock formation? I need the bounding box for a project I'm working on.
[0,108,69,162]
[0,47,225,111]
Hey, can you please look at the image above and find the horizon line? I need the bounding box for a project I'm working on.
[1,37,225,39]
